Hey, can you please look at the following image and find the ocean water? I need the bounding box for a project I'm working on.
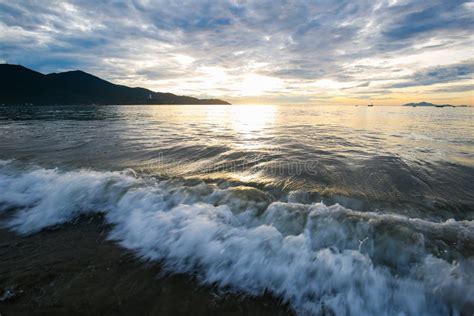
[0,104,473,315]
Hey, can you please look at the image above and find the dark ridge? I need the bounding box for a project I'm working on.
[403,102,462,107]
[0,64,230,105]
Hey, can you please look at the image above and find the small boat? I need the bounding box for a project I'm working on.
[368,104,374,107]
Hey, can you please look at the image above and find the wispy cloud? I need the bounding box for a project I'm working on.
[0,0,473,104]
[430,84,474,93]
[388,61,474,88]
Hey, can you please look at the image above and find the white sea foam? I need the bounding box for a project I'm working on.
[0,161,473,315]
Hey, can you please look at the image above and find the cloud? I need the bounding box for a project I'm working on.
[430,84,474,93]
[382,1,473,41]
[341,81,371,90]
[0,0,473,104]
[388,61,474,88]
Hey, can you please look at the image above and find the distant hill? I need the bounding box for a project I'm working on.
[403,102,462,108]
[0,64,230,105]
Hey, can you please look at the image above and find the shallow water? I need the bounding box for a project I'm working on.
[0,105,473,315]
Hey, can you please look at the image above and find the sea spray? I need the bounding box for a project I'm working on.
[0,161,472,315]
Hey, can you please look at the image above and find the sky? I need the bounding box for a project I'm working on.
[0,0,473,105]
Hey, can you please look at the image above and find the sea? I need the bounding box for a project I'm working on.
[0,104,473,315]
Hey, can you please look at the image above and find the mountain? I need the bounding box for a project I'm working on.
[403,102,459,107]
[0,64,230,105]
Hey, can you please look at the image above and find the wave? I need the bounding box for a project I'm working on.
[0,160,473,315]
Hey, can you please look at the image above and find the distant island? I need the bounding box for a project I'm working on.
[0,64,230,105]
[403,102,467,108]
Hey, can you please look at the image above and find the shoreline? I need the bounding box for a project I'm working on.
[0,216,292,315]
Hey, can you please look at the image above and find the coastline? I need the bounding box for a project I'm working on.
[0,215,292,315]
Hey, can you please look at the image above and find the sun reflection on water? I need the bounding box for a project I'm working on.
[230,105,276,136]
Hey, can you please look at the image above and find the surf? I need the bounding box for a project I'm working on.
[0,160,472,315]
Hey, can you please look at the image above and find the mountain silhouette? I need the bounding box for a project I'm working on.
[403,102,458,107]
[0,64,230,105]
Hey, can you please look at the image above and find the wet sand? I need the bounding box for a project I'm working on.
[0,215,292,315]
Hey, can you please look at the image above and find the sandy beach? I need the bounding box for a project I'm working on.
[0,215,292,315]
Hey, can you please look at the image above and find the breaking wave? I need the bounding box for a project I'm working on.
[0,160,473,315]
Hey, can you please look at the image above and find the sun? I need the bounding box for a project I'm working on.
[237,74,283,97]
